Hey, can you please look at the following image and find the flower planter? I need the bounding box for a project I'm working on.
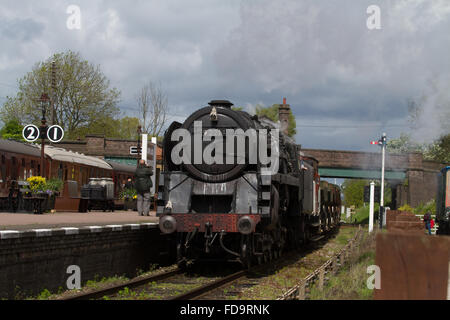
[124,198,137,211]
[25,176,63,213]
[30,193,49,214]
[46,195,56,211]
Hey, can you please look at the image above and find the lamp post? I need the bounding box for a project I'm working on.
[137,125,142,165]
[39,93,50,178]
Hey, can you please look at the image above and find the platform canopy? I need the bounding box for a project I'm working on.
[318,167,406,180]
[105,160,136,174]
[0,139,43,158]
[41,145,112,170]
[104,156,138,166]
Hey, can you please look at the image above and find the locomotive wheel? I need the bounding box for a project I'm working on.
[320,210,327,233]
[241,243,252,269]
[177,244,187,270]
[300,216,309,245]
[304,226,311,245]
[257,255,263,265]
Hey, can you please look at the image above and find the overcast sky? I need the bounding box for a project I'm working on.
[1,0,449,151]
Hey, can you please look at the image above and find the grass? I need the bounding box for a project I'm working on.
[342,204,380,224]
[26,263,176,300]
[237,226,360,300]
[308,232,376,300]
[109,280,202,300]
[36,289,52,300]
[84,275,129,290]
[334,227,357,245]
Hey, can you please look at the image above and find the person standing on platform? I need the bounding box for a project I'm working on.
[125,177,134,190]
[423,211,432,235]
[134,159,153,216]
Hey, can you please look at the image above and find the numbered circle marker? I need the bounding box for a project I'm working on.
[22,124,40,142]
[47,125,64,143]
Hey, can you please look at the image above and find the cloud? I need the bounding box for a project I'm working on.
[0,0,449,151]
[217,0,450,93]
[215,0,450,148]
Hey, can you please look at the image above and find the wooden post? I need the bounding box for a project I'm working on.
[332,256,338,275]
[297,282,306,300]
[318,267,325,291]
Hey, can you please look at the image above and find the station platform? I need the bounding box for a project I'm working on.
[0,210,158,231]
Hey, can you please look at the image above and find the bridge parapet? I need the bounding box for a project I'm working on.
[301,148,424,171]
[301,148,449,208]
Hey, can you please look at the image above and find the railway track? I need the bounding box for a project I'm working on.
[61,224,350,300]
[278,225,364,300]
[61,268,183,300]
[61,267,246,301]
[194,224,347,300]
[170,270,247,300]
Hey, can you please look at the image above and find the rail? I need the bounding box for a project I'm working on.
[172,222,344,300]
[61,268,182,300]
[62,222,345,300]
[170,270,247,300]
[278,226,364,300]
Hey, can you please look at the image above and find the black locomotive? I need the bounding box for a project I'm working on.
[157,100,340,268]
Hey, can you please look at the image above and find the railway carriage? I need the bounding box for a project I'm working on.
[0,138,136,212]
[0,139,47,210]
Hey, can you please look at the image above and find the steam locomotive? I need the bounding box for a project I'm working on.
[157,100,341,268]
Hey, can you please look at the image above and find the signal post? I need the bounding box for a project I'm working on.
[371,133,387,229]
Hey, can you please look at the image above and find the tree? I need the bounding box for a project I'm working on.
[116,117,141,140]
[342,179,368,208]
[425,134,450,163]
[388,132,450,163]
[0,51,121,139]
[0,119,24,141]
[70,116,140,140]
[136,81,169,137]
[387,133,425,154]
[342,179,391,208]
[255,104,297,137]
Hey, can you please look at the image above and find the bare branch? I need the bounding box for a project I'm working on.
[136,81,169,137]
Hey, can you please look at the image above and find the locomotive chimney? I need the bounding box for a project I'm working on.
[279,97,291,136]
[208,100,233,109]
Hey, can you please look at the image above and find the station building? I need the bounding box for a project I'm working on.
[55,134,163,186]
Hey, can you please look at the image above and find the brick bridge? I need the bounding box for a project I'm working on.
[301,148,448,208]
